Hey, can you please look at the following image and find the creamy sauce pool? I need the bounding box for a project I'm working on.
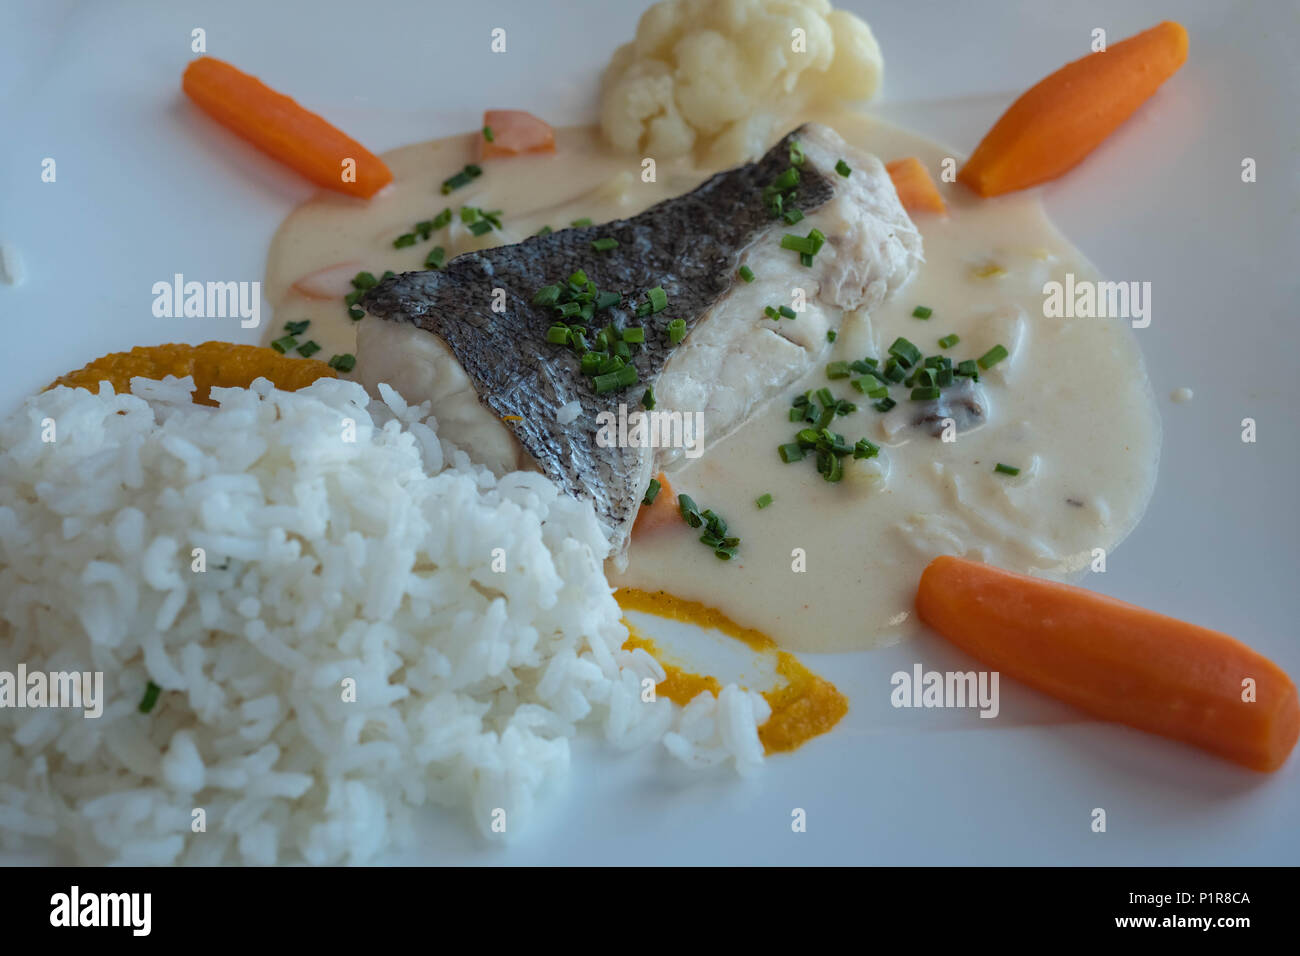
[265,112,1161,655]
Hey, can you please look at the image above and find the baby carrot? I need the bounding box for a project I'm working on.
[182,57,392,199]
[916,556,1299,772]
[886,157,947,215]
[958,21,1189,197]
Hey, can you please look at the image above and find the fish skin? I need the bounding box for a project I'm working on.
[361,123,918,559]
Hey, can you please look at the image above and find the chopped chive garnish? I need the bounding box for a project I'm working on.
[482,125,494,142]
[910,386,941,401]
[570,217,593,228]
[835,159,852,177]
[468,220,493,236]
[678,494,702,528]
[977,344,1009,370]
[138,681,162,714]
[778,443,805,463]
[955,359,980,378]
[643,478,661,505]
[854,438,880,460]
[781,233,818,255]
[533,284,561,307]
[270,335,297,354]
[440,164,482,194]
[778,305,796,319]
[647,287,668,313]
[936,366,954,387]
[772,168,800,191]
[546,325,570,345]
[815,387,834,407]
[327,353,356,372]
[351,271,378,290]
[622,327,645,344]
[284,320,310,336]
[872,396,896,412]
[425,246,446,269]
[938,333,960,349]
[789,140,805,166]
[296,340,321,358]
[887,337,923,368]
[827,329,837,343]
[595,291,621,311]
[667,318,687,344]
[783,208,805,225]
[431,208,452,230]
[591,237,619,252]
[912,305,933,319]
[568,269,588,288]
[460,207,479,224]
[535,225,553,236]
[826,361,852,379]
[764,306,779,320]
[755,493,773,509]
[994,463,1021,476]
[348,306,364,320]
[738,265,755,283]
[641,384,656,409]
[593,364,638,394]
[852,376,888,399]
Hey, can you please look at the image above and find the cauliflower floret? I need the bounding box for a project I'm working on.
[600,0,883,165]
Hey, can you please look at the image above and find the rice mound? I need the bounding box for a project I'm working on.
[0,376,769,865]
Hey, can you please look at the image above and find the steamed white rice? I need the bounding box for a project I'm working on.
[0,375,768,865]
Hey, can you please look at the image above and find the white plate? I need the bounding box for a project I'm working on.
[2,0,1297,864]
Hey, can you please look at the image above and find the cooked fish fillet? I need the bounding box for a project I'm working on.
[360,122,921,560]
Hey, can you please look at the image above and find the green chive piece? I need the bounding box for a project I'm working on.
[546,325,570,345]
[327,353,356,373]
[873,396,896,412]
[783,208,805,226]
[938,333,960,349]
[643,478,661,506]
[781,233,817,255]
[351,271,378,290]
[912,305,933,319]
[826,361,852,379]
[852,376,888,399]
[283,320,310,336]
[994,463,1021,476]
[425,246,446,269]
[348,306,364,320]
[591,237,619,252]
[910,386,941,401]
[647,287,668,313]
[678,494,703,528]
[887,337,923,368]
[827,330,837,343]
[532,285,561,307]
[571,217,593,228]
[594,364,638,393]
[778,443,804,463]
[977,344,1009,370]
[482,125,495,142]
[535,225,553,236]
[138,681,162,714]
[955,359,980,379]
[835,159,852,177]
[667,318,687,344]
[641,384,656,409]
[755,493,774,509]
[622,327,645,344]
[431,208,452,230]
[595,291,621,311]
[789,140,805,167]
[270,335,297,354]
[468,220,493,236]
[440,165,481,194]
[739,265,755,283]
[778,305,796,319]
[854,438,880,460]
[764,306,779,320]
[296,340,321,358]
[772,168,800,191]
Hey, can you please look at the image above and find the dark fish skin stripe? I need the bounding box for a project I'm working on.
[361,125,833,544]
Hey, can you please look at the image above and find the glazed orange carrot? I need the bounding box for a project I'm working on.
[958,21,1188,197]
[182,57,392,198]
[632,473,676,536]
[886,157,947,215]
[915,556,1299,772]
[479,110,557,160]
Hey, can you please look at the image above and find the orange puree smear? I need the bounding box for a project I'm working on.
[48,341,336,406]
[616,588,848,754]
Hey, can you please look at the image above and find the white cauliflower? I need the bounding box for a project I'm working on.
[600,0,883,166]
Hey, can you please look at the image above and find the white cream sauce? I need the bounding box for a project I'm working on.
[265,112,1161,654]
